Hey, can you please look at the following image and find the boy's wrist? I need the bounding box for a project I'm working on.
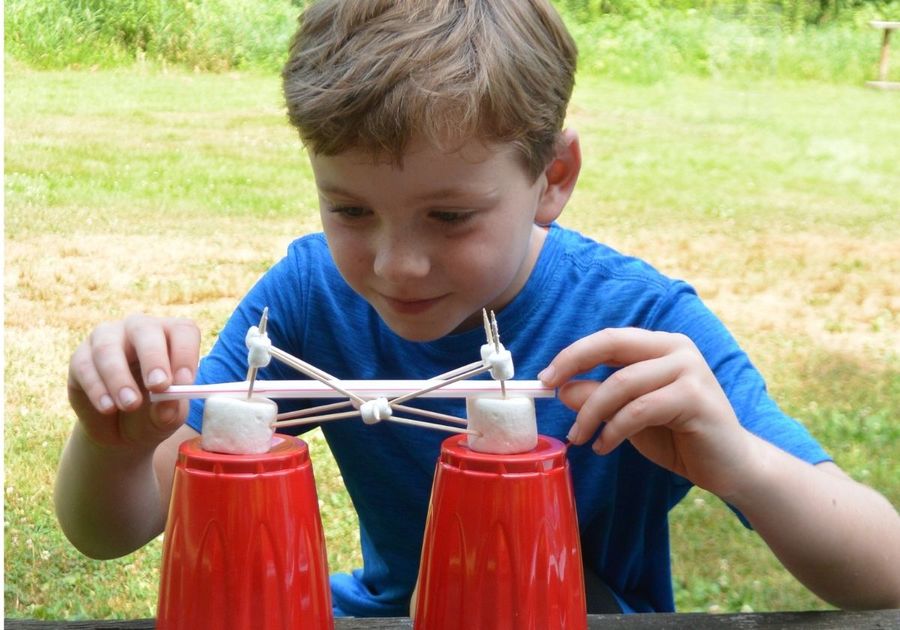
[714,432,784,512]
[73,421,158,463]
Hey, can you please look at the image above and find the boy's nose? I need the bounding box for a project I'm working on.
[373,238,431,282]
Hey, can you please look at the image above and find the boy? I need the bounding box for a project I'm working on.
[57,0,900,617]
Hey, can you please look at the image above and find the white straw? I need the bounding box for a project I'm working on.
[149,379,556,402]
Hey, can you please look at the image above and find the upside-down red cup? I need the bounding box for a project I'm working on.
[157,435,333,630]
[414,434,586,630]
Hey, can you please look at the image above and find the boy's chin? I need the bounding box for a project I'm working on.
[378,312,476,343]
[381,320,456,343]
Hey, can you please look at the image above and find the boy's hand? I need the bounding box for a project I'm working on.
[539,327,754,498]
[67,314,200,452]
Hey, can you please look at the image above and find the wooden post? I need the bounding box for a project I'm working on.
[867,21,900,90]
[879,28,892,81]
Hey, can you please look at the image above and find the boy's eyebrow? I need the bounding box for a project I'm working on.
[317,183,360,199]
[410,186,500,203]
[319,183,500,203]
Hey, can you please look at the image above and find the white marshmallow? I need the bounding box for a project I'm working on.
[359,397,392,425]
[480,343,515,381]
[201,396,277,455]
[465,395,537,454]
[245,325,272,369]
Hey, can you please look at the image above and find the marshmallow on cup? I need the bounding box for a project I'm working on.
[200,395,277,455]
[465,395,538,454]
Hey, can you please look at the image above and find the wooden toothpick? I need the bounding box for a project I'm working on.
[431,360,484,381]
[391,403,468,426]
[276,400,353,422]
[273,408,362,428]
[490,310,507,398]
[268,345,366,406]
[482,308,493,345]
[388,364,490,407]
[384,415,479,436]
[246,307,268,400]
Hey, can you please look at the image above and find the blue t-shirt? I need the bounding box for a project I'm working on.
[187,223,830,615]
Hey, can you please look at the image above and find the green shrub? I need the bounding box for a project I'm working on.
[564,5,895,83]
[4,0,900,80]
[4,0,300,71]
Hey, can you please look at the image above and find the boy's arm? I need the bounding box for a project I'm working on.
[54,423,198,559]
[540,327,900,610]
[726,438,900,610]
[55,315,200,559]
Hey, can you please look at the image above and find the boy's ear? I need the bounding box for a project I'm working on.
[535,128,581,226]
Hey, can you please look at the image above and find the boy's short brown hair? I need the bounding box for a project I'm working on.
[282,0,577,179]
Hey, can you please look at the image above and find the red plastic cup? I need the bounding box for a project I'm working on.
[157,434,333,630]
[415,434,586,630]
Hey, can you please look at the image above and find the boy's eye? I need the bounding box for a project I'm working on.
[329,206,370,219]
[430,210,475,225]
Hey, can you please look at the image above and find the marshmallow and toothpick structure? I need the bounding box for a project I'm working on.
[150,308,553,450]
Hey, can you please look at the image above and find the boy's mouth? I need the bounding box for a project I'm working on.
[380,294,446,315]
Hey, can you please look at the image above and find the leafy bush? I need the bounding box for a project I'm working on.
[4,0,300,71]
[565,6,891,83]
[557,0,898,26]
[4,1,900,80]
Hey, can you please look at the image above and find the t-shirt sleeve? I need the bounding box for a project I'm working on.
[645,281,831,528]
[647,281,831,466]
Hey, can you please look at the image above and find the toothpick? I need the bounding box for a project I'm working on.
[272,408,475,435]
[271,346,334,382]
[490,310,507,399]
[273,408,361,428]
[431,360,484,381]
[272,405,472,436]
[384,415,479,436]
[268,346,366,406]
[276,400,353,422]
[391,403,468,426]
[482,308,493,345]
[246,307,268,400]
[388,364,491,406]
[489,310,500,350]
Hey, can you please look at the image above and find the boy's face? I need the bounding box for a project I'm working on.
[310,138,549,342]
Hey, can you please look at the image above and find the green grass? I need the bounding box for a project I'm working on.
[5,66,899,619]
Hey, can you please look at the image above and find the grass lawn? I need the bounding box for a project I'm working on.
[4,64,898,618]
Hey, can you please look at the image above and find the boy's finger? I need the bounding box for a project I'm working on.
[68,341,117,415]
[90,321,144,411]
[540,328,690,387]
[149,399,189,434]
[563,356,680,444]
[125,315,175,391]
[591,381,684,455]
[163,318,200,386]
[557,380,600,412]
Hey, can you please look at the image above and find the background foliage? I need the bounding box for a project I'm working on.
[5,0,900,81]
